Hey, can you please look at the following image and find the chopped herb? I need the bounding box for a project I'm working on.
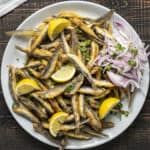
[103,64,112,73]
[141,71,144,76]
[124,111,129,117]
[76,28,83,34]
[12,102,18,108]
[79,41,91,63]
[105,64,112,71]
[16,58,19,61]
[86,96,91,102]
[112,52,118,58]
[79,40,91,47]
[65,84,75,93]
[129,49,138,57]
[116,103,123,109]
[80,47,87,52]
[115,43,125,52]
[128,60,137,67]
[99,66,103,71]
[83,51,90,62]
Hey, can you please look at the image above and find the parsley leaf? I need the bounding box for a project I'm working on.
[79,40,91,63]
[79,40,91,47]
[76,28,83,34]
[128,60,137,67]
[65,84,75,93]
[129,49,138,57]
[115,43,125,52]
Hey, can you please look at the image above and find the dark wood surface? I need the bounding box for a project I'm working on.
[0,0,149,150]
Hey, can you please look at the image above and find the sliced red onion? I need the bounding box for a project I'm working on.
[107,71,139,91]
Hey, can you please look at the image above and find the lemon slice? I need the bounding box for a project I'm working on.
[99,97,120,120]
[16,78,40,96]
[48,18,71,41]
[49,112,68,137]
[51,64,76,83]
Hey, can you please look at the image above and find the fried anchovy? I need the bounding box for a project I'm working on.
[94,89,111,99]
[60,119,88,131]
[78,94,86,118]
[88,97,100,109]
[70,28,79,54]
[94,26,112,39]
[85,104,101,131]
[40,34,70,50]
[31,48,53,59]
[78,87,106,96]
[15,45,52,59]
[57,96,70,113]
[12,104,40,123]
[87,41,99,70]
[6,29,39,36]
[37,83,69,99]
[49,99,63,112]
[19,96,48,119]
[65,114,75,123]
[33,123,61,145]
[9,66,18,103]
[63,132,92,140]
[82,126,108,138]
[93,78,114,88]
[31,24,48,50]
[28,68,41,78]
[31,93,54,114]
[95,10,114,26]
[60,125,77,131]
[58,11,83,18]
[38,74,83,99]
[41,46,60,79]
[71,95,80,130]
[64,54,95,87]
[64,74,84,95]
[24,70,48,91]
[91,66,99,75]
[102,121,114,129]
[61,31,72,53]
[22,60,41,69]
[70,18,98,39]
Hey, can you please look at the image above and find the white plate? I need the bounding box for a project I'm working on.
[1,1,149,149]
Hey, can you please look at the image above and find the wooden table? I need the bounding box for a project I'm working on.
[0,0,149,150]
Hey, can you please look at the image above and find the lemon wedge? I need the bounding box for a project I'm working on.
[49,112,68,137]
[48,18,71,41]
[16,78,40,96]
[99,97,120,120]
[51,64,76,83]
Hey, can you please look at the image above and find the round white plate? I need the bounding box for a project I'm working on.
[1,1,149,149]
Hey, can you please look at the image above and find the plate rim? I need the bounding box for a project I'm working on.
[1,1,149,149]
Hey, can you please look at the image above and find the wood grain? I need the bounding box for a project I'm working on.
[0,0,149,150]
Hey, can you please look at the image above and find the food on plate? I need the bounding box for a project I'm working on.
[7,10,149,149]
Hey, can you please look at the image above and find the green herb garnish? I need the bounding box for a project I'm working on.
[128,60,137,67]
[115,43,125,52]
[124,111,129,117]
[116,103,123,109]
[141,71,144,76]
[129,49,138,57]
[76,28,83,34]
[79,40,91,47]
[79,40,91,63]
[112,52,118,58]
[65,84,75,93]
[103,64,112,73]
